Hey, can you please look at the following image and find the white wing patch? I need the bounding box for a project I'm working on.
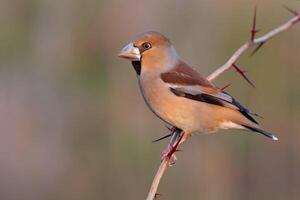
[167,84,233,102]
[220,121,245,130]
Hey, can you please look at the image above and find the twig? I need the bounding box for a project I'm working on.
[146,129,183,200]
[207,8,300,82]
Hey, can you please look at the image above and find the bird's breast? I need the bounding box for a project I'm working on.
[138,76,212,132]
[137,77,171,125]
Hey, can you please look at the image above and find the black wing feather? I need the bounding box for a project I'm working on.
[170,87,258,124]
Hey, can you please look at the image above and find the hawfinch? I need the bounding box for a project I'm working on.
[118,31,278,144]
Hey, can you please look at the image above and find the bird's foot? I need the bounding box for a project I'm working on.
[160,145,178,166]
[160,126,184,166]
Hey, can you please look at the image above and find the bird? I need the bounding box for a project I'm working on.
[118,31,277,157]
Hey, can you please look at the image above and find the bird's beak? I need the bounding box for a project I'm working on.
[118,43,141,61]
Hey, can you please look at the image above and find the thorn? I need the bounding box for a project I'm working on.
[221,83,232,91]
[175,149,183,152]
[283,5,299,16]
[250,42,265,56]
[283,5,300,24]
[165,125,172,131]
[152,133,172,143]
[232,63,256,88]
[154,193,162,199]
[250,6,259,41]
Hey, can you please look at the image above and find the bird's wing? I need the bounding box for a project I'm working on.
[160,61,213,87]
[160,62,258,124]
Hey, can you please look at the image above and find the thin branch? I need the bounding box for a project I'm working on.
[207,9,300,82]
[146,159,169,200]
[146,129,183,200]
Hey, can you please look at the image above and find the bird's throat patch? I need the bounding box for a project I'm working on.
[131,61,141,75]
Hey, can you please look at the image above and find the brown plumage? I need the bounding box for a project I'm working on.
[118,31,277,141]
[161,61,212,87]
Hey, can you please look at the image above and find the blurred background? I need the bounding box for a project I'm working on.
[0,0,299,199]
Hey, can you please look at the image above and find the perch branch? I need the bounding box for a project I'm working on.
[207,8,300,83]
[146,129,183,200]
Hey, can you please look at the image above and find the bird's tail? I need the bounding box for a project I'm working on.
[242,125,278,141]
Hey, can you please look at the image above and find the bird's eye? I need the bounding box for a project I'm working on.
[142,42,152,50]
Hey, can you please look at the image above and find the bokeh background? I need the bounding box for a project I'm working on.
[0,0,299,200]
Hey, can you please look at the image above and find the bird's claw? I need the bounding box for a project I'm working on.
[160,127,184,166]
[160,145,178,166]
[168,154,177,166]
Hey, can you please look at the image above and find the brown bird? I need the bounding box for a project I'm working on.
[118,31,277,154]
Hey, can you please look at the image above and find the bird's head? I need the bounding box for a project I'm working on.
[118,31,179,75]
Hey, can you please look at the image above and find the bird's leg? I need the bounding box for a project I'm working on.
[168,132,191,166]
[178,131,191,145]
[160,128,189,166]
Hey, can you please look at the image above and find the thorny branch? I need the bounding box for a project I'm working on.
[146,129,183,200]
[207,7,300,84]
[146,7,299,200]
